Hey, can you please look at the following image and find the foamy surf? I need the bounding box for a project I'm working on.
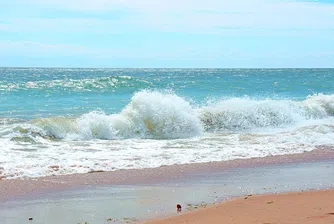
[1,68,334,179]
[3,91,333,140]
[0,91,333,179]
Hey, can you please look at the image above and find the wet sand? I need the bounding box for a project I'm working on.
[1,148,333,202]
[0,148,333,224]
[147,190,334,224]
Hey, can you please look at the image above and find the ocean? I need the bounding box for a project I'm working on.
[0,68,333,179]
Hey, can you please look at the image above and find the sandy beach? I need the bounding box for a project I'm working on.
[0,147,333,224]
[1,147,333,202]
[147,190,334,224]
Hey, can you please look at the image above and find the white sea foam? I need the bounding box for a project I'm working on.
[111,90,202,139]
[199,93,334,132]
[10,92,333,139]
[15,91,203,140]
[0,91,333,179]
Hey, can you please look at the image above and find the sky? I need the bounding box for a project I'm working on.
[0,0,333,68]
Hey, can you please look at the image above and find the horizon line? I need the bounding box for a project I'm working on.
[1,67,333,69]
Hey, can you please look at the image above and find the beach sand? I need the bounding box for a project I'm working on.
[0,147,333,223]
[1,147,333,201]
[147,190,334,224]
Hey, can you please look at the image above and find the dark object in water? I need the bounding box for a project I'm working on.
[29,218,33,220]
[177,204,182,212]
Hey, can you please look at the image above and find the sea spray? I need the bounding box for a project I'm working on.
[2,92,334,140]
[114,90,202,139]
[1,67,333,179]
[199,94,334,132]
[8,91,202,140]
[74,91,202,139]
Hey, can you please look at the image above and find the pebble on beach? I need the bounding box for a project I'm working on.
[177,204,182,212]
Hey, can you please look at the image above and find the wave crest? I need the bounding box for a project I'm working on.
[3,92,334,140]
[199,94,334,132]
[17,91,202,140]
[199,99,303,131]
[114,90,202,139]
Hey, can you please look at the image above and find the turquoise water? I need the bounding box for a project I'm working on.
[0,68,333,178]
[1,68,333,119]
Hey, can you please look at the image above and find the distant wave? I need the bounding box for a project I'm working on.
[2,91,334,140]
[200,93,334,131]
[0,118,25,125]
[0,76,153,92]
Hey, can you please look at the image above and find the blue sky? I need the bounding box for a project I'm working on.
[0,0,333,68]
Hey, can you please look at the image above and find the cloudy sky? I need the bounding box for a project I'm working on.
[0,0,333,68]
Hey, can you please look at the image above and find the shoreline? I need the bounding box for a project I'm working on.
[0,148,333,223]
[146,189,334,224]
[1,147,333,202]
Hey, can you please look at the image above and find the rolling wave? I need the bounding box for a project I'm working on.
[0,76,153,92]
[200,94,334,131]
[2,91,334,140]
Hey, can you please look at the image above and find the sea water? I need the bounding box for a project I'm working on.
[0,68,333,178]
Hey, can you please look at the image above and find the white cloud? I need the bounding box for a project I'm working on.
[0,40,218,59]
[131,0,334,31]
[4,0,334,35]
[0,24,9,31]
[1,18,125,33]
[0,40,96,56]
[1,0,333,67]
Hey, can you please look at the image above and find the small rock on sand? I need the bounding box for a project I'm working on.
[177,204,182,212]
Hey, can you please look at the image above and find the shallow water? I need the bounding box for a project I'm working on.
[1,160,333,224]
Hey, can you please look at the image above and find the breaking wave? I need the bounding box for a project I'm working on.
[3,91,334,140]
[200,94,334,132]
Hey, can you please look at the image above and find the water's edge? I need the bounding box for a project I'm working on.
[1,152,333,224]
